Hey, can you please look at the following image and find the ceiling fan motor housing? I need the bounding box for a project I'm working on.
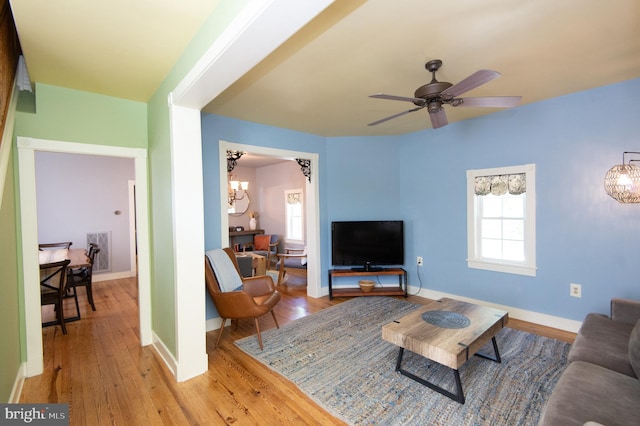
[414,81,452,106]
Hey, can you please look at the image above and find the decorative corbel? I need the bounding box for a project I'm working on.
[296,158,311,182]
[227,150,244,172]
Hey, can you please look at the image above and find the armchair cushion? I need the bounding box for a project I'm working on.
[243,275,277,297]
[206,249,243,292]
[254,235,271,251]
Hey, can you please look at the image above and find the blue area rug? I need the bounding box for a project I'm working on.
[235,297,570,425]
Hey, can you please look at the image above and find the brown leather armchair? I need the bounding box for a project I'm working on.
[205,248,281,350]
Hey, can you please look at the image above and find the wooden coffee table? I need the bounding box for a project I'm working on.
[236,252,267,276]
[382,297,508,404]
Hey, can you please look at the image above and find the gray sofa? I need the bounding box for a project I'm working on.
[539,298,640,426]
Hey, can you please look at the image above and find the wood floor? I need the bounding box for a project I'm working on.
[22,269,575,425]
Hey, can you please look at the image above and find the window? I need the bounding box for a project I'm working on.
[467,164,536,276]
[285,189,304,244]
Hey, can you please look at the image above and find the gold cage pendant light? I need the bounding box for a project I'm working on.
[604,151,640,203]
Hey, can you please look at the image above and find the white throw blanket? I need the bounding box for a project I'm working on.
[206,249,243,292]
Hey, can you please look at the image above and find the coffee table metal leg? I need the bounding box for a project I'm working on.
[474,336,501,363]
[395,347,466,404]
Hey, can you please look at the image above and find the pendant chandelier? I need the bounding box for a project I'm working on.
[604,151,640,203]
[227,174,248,207]
[226,150,249,207]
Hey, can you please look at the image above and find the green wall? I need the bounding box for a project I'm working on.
[2,84,147,401]
[146,0,251,355]
[15,83,147,147]
[0,143,20,402]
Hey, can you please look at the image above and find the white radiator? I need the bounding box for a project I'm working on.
[86,231,111,272]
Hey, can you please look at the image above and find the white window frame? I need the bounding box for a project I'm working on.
[467,164,536,277]
[285,188,305,245]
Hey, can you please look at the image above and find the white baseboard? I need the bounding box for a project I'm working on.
[152,332,208,382]
[206,317,224,333]
[93,270,136,282]
[411,287,582,333]
[151,332,178,378]
[323,285,582,333]
[9,363,26,403]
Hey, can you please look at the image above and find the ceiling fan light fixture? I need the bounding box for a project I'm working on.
[427,101,443,113]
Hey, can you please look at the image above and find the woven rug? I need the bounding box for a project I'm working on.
[235,297,570,426]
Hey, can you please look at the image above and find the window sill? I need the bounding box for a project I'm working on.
[467,259,536,277]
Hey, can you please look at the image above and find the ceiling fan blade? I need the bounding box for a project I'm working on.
[441,70,501,98]
[456,96,522,108]
[368,107,423,126]
[429,109,448,129]
[370,93,426,105]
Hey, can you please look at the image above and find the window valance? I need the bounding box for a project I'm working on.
[474,173,526,196]
[287,192,302,204]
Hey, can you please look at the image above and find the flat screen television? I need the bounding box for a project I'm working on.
[331,220,404,271]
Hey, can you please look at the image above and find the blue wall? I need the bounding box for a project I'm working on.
[202,78,640,322]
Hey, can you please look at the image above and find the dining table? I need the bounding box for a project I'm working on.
[67,248,90,269]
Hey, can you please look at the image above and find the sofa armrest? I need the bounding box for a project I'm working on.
[611,298,640,324]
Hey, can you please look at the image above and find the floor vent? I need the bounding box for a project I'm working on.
[86,231,111,272]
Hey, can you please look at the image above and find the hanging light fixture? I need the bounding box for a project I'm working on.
[604,151,640,203]
[226,150,248,207]
[228,174,248,207]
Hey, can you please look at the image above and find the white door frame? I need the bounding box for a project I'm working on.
[128,180,137,276]
[17,137,152,377]
[219,141,322,298]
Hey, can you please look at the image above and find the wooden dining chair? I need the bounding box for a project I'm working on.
[252,234,280,267]
[40,259,71,334]
[275,247,307,287]
[67,248,100,314]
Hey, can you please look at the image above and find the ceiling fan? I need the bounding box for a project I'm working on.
[368,59,521,129]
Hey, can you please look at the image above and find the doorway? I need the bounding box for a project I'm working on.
[219,141,322,298]
[17,136,152,377]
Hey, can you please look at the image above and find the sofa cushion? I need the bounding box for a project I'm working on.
[568,313,637,378]
[630,319,640,378]
[539,361,640,426]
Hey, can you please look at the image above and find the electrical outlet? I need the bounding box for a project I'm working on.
[570,283,582,298]
[417,256,423,266]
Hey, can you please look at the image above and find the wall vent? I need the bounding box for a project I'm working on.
[86,231,111,272]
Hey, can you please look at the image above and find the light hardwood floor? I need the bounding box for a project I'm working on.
[22,269,575,425]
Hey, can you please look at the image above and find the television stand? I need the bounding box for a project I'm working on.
[351,266,383,272]
[328,268,408,300]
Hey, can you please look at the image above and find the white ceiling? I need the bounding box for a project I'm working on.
[10,0,640,137]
